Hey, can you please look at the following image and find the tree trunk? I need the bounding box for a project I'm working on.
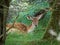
[0,0,11,45]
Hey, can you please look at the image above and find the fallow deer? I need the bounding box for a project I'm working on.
[6,9,47,33]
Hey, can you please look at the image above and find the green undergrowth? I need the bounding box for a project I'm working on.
[5,1,54,45]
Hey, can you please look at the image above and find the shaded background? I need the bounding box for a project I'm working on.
[0,0,60,45]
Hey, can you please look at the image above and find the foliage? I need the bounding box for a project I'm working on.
[5,0,60,45]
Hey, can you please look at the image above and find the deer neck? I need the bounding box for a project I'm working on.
[27,23,36,33]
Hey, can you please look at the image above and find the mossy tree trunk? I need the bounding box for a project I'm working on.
[0,0,11,45]
[44,0,60,40]
[50,0,60,33]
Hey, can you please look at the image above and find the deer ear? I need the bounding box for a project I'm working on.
[27,16,33,20]
[37,14,43,20]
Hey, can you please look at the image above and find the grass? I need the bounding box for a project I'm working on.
[5,12,52,45]
[5,1,53,45]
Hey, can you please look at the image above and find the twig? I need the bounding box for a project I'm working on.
[0,15,19,38]
[6,15,19,32]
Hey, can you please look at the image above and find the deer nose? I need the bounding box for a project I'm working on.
[35,25,38,27]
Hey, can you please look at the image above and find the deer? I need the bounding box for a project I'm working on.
[6,9,48,33]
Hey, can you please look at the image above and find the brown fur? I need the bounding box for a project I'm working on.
[14,23,27,32]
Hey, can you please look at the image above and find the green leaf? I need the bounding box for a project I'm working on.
[6,1,52,45]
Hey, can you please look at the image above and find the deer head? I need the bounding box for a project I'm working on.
[27,14,43,27]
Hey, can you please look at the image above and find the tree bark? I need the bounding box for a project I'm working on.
[0,0,11,45]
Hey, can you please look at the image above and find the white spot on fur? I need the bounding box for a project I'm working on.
[7,28,20,34]
[56,33,60,41]
[48,29,57,36]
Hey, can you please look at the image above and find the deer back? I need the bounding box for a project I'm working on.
[14,23,28,32]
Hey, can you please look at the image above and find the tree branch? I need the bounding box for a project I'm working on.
[0,15,19,38]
